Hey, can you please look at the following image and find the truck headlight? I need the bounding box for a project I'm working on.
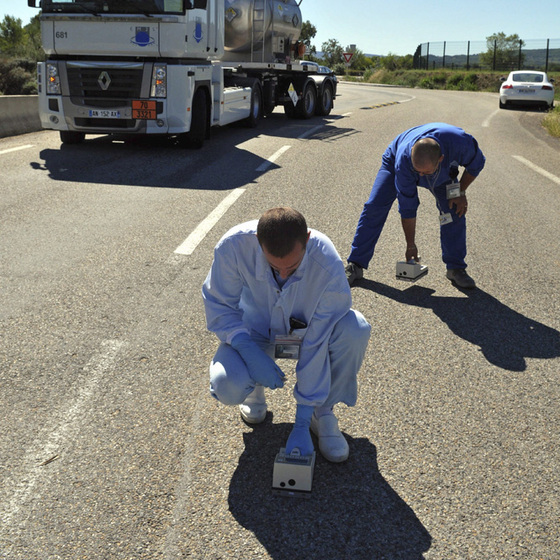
[151,64,167,98]
[46,63,61,95]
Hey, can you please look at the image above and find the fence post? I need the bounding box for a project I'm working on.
[545,38,550,72]
[466,40,470,70]
[493,39,497,71]
[443,41,446,69]
[426,42,430,70]
[518,39,522,70]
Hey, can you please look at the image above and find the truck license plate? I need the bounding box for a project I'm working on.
[89,109,121,118]
[132,100,157,119]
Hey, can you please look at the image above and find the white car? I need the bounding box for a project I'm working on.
[499,71,555,110]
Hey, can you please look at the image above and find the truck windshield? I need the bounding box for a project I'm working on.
[39,0,193,15]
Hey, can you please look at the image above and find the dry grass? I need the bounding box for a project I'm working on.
[543,106,560,138]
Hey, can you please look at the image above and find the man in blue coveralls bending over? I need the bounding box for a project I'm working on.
[346,123,486,289]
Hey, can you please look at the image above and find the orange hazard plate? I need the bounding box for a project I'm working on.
[132,100,157,119]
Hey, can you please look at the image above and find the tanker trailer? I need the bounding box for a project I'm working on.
[222,0,303,62]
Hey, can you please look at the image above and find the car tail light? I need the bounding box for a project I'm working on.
[542,85,553,90]
[502,84,513,89]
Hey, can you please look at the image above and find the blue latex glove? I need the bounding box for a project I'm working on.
[230,333,285,389]
[285,404,314,457]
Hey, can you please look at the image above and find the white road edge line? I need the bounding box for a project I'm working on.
[512,155,560,186]
[255,144,291,172]
[0,144,34,155]
[0,340,124,531]
[174,188,246,255]
[482,109,500,128]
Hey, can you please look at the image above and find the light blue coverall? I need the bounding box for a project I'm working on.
[348,122,486,270]
[202,221,371,409]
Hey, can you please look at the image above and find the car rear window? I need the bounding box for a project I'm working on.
[512,73,544,83]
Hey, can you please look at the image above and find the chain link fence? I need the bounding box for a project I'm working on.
[414,39,560,72]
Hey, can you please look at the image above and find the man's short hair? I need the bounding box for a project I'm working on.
[257,207,308,257]
[411,138,442,168]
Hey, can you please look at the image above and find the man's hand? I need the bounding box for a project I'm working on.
[230,333,285,389]
[405,244,419,263]
[449,194,468,218]
[285,404,314,457]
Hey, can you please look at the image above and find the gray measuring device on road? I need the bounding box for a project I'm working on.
[396,260,429,282]
[272,448,316,498]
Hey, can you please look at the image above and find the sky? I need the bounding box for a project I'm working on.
[3,0,560,56]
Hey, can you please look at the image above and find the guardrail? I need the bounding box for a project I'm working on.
[0,95,42,138]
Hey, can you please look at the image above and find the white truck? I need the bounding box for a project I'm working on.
[28,0,337,147]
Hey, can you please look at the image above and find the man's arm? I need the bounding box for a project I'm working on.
[402,217,418,262]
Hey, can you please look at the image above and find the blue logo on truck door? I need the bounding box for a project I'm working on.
[194,19,203,43]
[131,27,155,47]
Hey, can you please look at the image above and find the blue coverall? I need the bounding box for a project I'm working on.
[348,123,486,270]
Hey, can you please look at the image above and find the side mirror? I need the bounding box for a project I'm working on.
[28,0,36,7]
[500,77,506,82]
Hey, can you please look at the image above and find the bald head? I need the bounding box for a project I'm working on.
[411,138,442,172]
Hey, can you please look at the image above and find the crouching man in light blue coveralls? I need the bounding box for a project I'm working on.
[345,122,486,289]
[202,208,371,462]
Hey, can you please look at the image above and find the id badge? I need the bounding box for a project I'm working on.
[446,182,461,200]
[274,334,302,360]
[439,212,453,226]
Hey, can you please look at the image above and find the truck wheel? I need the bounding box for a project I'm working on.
[244,81,262,128]
[316,83,333,116]
[296,81,317,119]
[180,89,208,149]
[60,131,85,144]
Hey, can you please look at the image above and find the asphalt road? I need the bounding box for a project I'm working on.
[1,83,559,559]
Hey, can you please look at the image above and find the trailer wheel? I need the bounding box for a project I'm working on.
[297,80,317,119]
[180,89,208,149]
[60,131,85,144]
[316,82,333,116]
[244,81,262,128]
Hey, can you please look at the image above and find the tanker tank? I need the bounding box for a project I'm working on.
[222,0,303,62]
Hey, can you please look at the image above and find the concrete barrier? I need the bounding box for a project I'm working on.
[0,95,42,138]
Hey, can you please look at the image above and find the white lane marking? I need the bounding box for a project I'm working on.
[512,155,560,185]
[255,145,291,172]
[0,340,124,529]
[482,109,500,128]
[174,188,246,255]
[162,385,205,559]
[0,144,34,155]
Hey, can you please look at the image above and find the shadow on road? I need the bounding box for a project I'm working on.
[228,418,431,560]
[355,280,560,371]
[30,114,357,190]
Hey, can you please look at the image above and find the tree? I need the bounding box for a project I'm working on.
[321,38,344,68]
[480,32,525,71]
[0,16,25,56]
[23,14,44,61]
[300,20,317,57]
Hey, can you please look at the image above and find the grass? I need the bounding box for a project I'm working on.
[543,105,560,137]
[344,69,560,139]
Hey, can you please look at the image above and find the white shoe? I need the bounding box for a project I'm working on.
[310,412,349,462]
[239,385,267,424]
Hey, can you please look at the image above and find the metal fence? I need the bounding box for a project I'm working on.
[414,39,560,72]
